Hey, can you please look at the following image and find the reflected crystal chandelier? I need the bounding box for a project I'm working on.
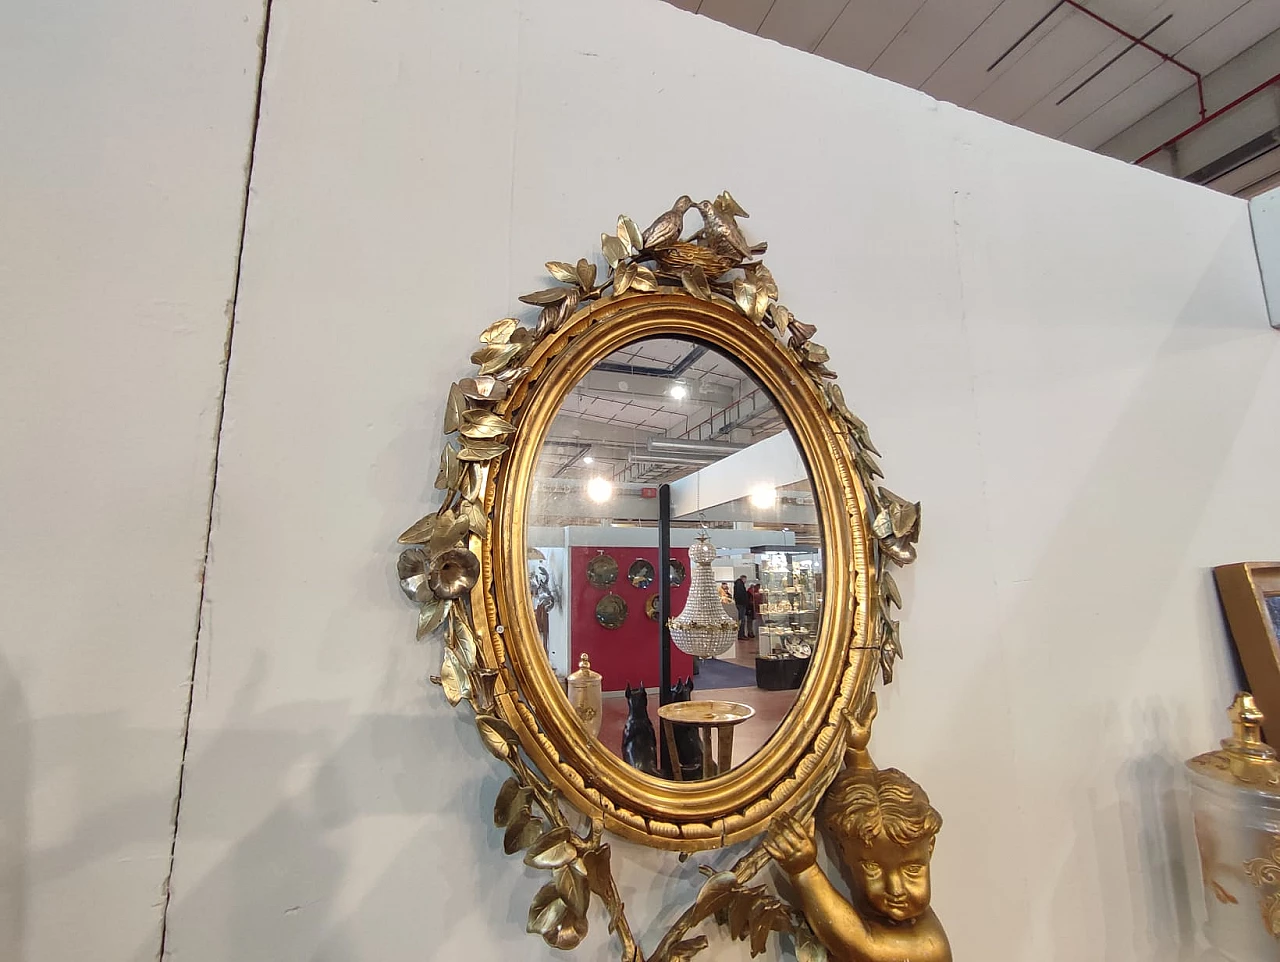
[668,532,738,658]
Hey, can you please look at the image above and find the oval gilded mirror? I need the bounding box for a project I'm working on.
[396,193,934,962]
[526,336,823,780]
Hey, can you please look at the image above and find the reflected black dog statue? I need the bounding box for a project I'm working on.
[668,677,703,779]
[621,683,659,776]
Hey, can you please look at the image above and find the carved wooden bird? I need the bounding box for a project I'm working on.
[695,199,752,259]
[641,195,693,250]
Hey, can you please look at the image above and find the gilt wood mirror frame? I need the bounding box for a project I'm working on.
[396,193,944,961]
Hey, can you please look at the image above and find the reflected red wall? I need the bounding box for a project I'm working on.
[569,545,694,694]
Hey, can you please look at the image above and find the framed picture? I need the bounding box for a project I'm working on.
[1214,562,1280,739]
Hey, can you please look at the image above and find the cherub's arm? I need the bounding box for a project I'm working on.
[764,813,877,962]
[845,693,878,773]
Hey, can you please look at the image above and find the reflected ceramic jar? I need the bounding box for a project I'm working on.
[1187,693,1280,961]
[567,653,603,739]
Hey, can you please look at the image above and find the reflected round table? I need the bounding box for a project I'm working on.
[658,699,755,781]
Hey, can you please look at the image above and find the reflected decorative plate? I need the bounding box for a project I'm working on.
[596,593,628,630]
[667,559,687,588]
[645,594,659,621]
[586,553,619,588]
[628,559,655,589]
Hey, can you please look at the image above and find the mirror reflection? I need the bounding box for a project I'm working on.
[527,337,823,779]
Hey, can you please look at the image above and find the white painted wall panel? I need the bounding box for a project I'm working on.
[0,1,265,960]
[151,1,1276,961]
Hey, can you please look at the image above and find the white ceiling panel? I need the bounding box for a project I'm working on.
[917,2,1073,106]
[815,0,926,71]
[1175,0,1280,74]
[696,0,775,33]
[662,0,1280,193]
[971,12,1121,122]
[870,0,1007,89]
[757,0,850,52]
[1061,61,1189,148]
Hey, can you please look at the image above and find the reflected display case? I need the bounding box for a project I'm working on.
[756,547,822,659]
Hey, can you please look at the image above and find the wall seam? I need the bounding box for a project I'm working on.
[154,0,275,956]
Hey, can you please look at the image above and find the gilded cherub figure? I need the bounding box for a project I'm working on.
[764,695,951,962]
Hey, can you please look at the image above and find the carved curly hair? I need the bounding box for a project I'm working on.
[821,766,942,847]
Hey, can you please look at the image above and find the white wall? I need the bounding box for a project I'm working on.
[0,2,265,960]
[5,0,1279,960]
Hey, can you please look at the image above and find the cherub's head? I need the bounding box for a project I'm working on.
[821,766,941,923]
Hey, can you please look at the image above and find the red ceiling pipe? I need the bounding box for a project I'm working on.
[1062,0,1206,120]
[1134,72,1280,165]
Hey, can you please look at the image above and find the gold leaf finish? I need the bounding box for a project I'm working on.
[547,261,579,284]
[479,317,519,343]
[395,191,927,962]
[443,382,466,434]
[519,287,574,306]
[459,410,517,439]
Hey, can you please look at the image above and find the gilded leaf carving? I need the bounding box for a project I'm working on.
[398,513,436,545]
[443,382,466,434]
[519,287,573,306]
[460,410,517,439]
[546,261,580,284]
[479,317,519,344]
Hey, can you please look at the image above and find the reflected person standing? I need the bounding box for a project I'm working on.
[733,575,750,639]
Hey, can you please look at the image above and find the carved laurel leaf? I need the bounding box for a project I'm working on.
[451,614,478,670]
[459,463,483,502]
[580,843,615,898]
[680,266,712,300]
[504,810,544,854]
[493,777,531,828]
[554,862,591,918]
[630,265,658,292]
[618,215,643,254]
[459,439,510,462]
[417,597,449,639]
[435,443,461,490]
[733,277,759,319]
[443,382,466,434]
[439,647,469,706]
[749,263,778,300]
[614,262,637,296]
[495,365,531,384]
[528,882,587,949]
[476,713,520,761]
[524,827,578,869]
[479,317,519,344]
[519,287,573,306]
[398,513,436,545]
[601,233,627,268]
[881,569,902,608]
[429,509,469,555]
[546,261,579,284]
[473,342,524,376]
[459,410,516,439]
[461,498,489,538]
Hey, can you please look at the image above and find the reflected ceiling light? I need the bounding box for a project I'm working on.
[627,453,714,466]
[586,476,613,503]
[582,455,595,465]
[647,438,747,456]
[750,485,777,509]
[669,382,688,400]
